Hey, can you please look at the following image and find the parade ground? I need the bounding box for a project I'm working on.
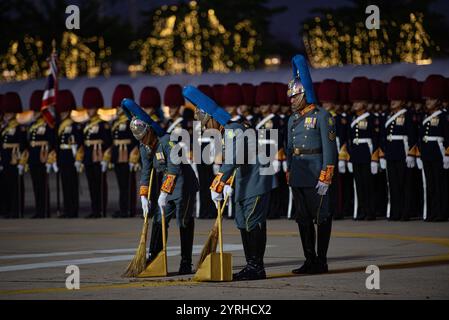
[0,217,448,300]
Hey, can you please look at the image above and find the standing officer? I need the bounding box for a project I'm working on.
[183,85,277,281]
[347,77,380,221]
[27,90,56,219]
[55,90,81,218]
[379,76,417,221]
[417,75,449,222]
[0,92,27,218]
[110,84,139,218]
[255,82,285,219]
[75,87,112,218]
[286,55,337,274]
[123,98,198,275]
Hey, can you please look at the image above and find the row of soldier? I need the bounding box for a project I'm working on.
[0,75,448,222]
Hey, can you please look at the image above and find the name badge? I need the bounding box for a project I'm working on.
[156,152,165,162]
[358,120,368,130]
[304,117,317,129]
[431,117,439,126]
[37,126,46,135]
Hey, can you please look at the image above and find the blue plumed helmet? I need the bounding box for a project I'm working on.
[121,98,165,138]
[182,85,231,126]
[291,54,317,104]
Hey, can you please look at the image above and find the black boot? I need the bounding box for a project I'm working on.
[232,229,250,279]
[147,222,164,265]
[292,222,317,274]
[316,219,332,274]
[233,225,266,281]
[178,219,194,275]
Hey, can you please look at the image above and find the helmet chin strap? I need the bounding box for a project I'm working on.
[292,93,305,113]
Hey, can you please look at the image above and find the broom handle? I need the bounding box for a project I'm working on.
[143,168,155,226]
[161,206,167,268]
[217,201,223,280]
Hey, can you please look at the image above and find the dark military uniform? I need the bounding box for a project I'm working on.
[379,109,417,220]
[347,112,379,220]
[140,134,198,269]
[56,116,83,218]
[418,109,449,221]
[27,115,56,218]
[372,112,388,218]
[0,118,27,218]
[256,113,287,219]
[287,104,337,272]
[78,115,112,218]
[110,112,139,217]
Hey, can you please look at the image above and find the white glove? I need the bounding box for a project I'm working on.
[380,158,387,170]
[223,185,233,199]
[158,191,168,209]
[416,158,423,170]
[74,161,83,173]
[282,161,288,172]
[52,162,59,173]
[213,164,220,175]
[272,160,281,173]
[315,181,329,196]
[371,161,379,175]
[45,163,52,174]
[17,164,24,175]
[210,190,223,208]
[141,196,150,218]
[129,163,135,172]
[101,161,108,173]
[443,156,449,170]
[406,156,416,169]
[338,160,346,174]
[347,162,353,173]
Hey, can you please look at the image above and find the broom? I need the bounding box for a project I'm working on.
[196,170,236,269]
[122,168,154,277]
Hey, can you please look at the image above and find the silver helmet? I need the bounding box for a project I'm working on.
[287,78,305,98]
[130,117,151,140]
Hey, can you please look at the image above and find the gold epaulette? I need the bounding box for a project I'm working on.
[16,111,35,125]
[75,145,85,162]
[210,172,225,193]
[71,109,89,124]
[129,146,140,164]
[161,174,176,193]
[319,165,335,184]
[97,108,118,122]
[338,144,350,161]
[47,150,57,164]
[371,148,381,162]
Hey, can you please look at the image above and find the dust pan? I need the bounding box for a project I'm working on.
[138,207,168,278]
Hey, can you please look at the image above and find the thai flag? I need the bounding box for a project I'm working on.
[41,52,58,128]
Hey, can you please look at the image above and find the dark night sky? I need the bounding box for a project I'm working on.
[101,0,449,49]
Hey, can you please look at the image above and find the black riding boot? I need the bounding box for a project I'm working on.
[234,225,266,281]
[292,221,317,274]
[147,222,164,264]
[179,219,195,275]
[316,219,332,273]
[232,229,250,279]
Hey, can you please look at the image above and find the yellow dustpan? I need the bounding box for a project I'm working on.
[194,199,232,282]
[138,207,168,277]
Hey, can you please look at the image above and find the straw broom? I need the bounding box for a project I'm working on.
[196,170,236,269]
[122,168,154,277]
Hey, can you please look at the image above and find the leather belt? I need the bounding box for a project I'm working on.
[85,139,103,147]
[293,147,322,155]
[30,141,48,148]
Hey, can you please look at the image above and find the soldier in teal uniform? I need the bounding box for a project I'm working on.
[183,85,277,281]
[286,54,337,274]
[122,98,198,275]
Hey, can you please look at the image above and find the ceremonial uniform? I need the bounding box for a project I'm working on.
[0,93,27,218]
